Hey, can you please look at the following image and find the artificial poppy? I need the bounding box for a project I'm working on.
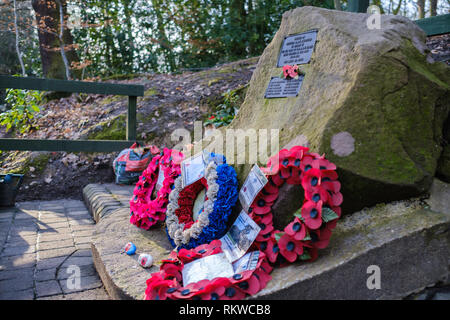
[278,233,304,262]
[301,200,323,230]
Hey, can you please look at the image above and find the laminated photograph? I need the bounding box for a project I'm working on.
[232,251,260,274]
[220,210,261,262]
[239,164,268,212]
[182,251,261,287]
[180,152,205,188]
[182,253,234,286]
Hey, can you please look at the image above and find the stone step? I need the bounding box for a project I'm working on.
[83,180,450,300]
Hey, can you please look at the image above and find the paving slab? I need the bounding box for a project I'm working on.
[0,199,110,300]
[59,274,103,294]
[35,279,63,297]
[37,288,110,300]
[0,289,34,300]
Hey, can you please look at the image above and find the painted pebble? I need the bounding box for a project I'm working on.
[138,253,153,268]
[124,242,137,255]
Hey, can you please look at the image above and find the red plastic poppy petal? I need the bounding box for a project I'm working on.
[331,192,343,206]
[279,246,296,262]
[253,205,272,215]
[271,173,285,186]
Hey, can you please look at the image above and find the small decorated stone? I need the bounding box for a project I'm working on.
[138,253,153,268]
[124,242,136,255]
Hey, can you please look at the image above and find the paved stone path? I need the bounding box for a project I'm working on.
[0,200,110,300]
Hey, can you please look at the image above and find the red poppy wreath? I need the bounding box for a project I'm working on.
[249,145,343,265]
[144,240,272,300]
[130,148,184,230]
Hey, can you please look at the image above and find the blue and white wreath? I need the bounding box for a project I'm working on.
[165,153,238,250]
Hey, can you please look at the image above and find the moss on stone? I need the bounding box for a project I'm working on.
[1,151,50,175]
[88,114,126,141]
[144,88,159,96]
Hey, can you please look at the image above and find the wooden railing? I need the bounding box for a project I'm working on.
[0,75,143,152]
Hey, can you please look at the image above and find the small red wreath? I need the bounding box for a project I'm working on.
[175,178,208,230]
[144,240,272,300]
[130,148,184,230]
[248,146,343,265]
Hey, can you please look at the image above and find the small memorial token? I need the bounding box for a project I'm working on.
[264,76,304,99]
[124,242,137,255]
[138,253,153,268]
[277,29,318,67]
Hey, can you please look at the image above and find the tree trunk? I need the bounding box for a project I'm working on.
[31,0,79,79]
[13,0,26,76]
[430,0,438,16]
[417,0,425,18]
[334,0,342,11]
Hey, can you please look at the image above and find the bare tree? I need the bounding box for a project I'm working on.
[56,0,71,79]
[417,0,425,18]
[430,0,438,16]
[13,0,26,76]
[31,0,79,79]
[334,0,342,10]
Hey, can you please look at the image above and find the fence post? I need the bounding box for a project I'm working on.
[347,0,369,12]
[127,95,137,141]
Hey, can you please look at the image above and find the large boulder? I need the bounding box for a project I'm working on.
[224,6,450,215]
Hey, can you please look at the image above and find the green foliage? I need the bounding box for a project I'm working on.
[67,0,335,76]
[322,207,339,223]
[204,89,241,127]
[0,88,43,133]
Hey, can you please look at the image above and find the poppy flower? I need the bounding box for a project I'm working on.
[301,168,323,191]
[178,248,201,263]
[220,285,247,300]
[282,65,299,79]
[263,181,279,194]
[172,279,208,299]
[322,179,341,194]
[144,273,178,300]
[264,149,291,175]
[301,200,323,230]
[251,196,273,215]
[310,225,333,249]
[193,240,222,257]
[253,214,274,239]
[284,216,307,241]
[305,187,329,205]
[299,155,315,173]
[278,233,304,262]
[197,277,231,300]
[231,273,261,296]
[260,237,280,263]
[167,149,184,165]
[330,191,343,206]
[252,268,272,290]
[149,145,160,155]
[270,171,285,186]
[209,115,215,120]
[259,257,273,275]
[161,263,183,282]
[260,188,279,203]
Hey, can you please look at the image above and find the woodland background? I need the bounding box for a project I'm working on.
[1,0,449,81]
